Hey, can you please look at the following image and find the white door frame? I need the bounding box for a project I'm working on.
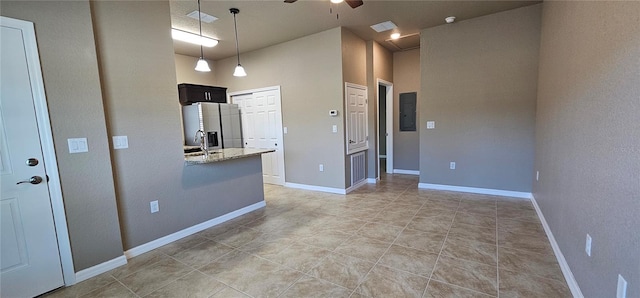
[228,86,286,185]
[376,79,393,176]
[1,16,75,285]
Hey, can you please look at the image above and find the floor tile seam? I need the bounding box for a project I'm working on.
[436,248,498,268]
[496,242,554,256]
[425,279,499,298]
[497,266,568,283]
[495,199,500,298]
[109,252,178,281]
[273,271,309,298]
[74,275,135,298]
[348,201,423,298]
[496,244,559,258]
[193,272,256,298]
[422,206,459,298]
[449,220,498,231]
[117,268,192,298]
[111,277,143,298]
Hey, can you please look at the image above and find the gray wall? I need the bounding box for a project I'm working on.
[213,28,346,189]
[1,1,124,271]
[91,1,264,249]
[393,49,420,171]
[535,2,640,297]
[420,5,541,191]
[366,41,393,179]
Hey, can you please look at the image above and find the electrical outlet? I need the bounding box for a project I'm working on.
[319,164,324,172]
[332,125,338,133]
[617,274,627,298]
[426,121,435,129]
[450,162,456,170]
[585,234,592,257]
[283,127,288,134]
[536,171,539,181]
[150,200,159,213]
[113,136,128,149]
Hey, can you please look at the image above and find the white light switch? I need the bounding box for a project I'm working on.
[427,121,435,129]
[332,125,338,133]
[68,138,88,153]
[113,136,129,149]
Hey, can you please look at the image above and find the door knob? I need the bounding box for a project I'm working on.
[26,158,39,166]
[16,176,43,185]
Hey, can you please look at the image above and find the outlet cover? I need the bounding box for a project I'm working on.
[450,162,456,170]
[585,234,592,256]
[150,200,159,213]
[332,125,338,133]
[617,274,627,298]
[319,164,324,172]
[426,121,435,129]
[283,127,288,134]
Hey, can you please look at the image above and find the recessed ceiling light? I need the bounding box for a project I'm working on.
[370,21,397,33]
[331,0,344,3]
[390,33,401,39]
[187,10,218,23]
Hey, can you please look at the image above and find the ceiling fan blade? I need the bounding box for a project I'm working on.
[345,0,363,9]
[284,0,297,3]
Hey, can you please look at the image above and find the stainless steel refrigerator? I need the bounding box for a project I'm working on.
[182,103,242,149]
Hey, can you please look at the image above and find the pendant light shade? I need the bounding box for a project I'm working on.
[195,58,211,72]
[194,0,211,72]
[233,65,247,77]
[230,8,246,77]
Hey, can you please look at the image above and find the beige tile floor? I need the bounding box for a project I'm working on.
[44,174,572,298]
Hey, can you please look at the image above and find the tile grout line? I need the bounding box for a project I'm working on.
[347,186,426,297]
[496,200,500,298]
[421,198,461,298]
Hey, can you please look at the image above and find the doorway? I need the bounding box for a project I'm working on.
[377,79,393,178]
[1,16,74,296]
[229,86,285,185]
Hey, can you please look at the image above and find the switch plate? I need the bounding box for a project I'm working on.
[450,162,456,170]
[283,127,288,134]
[585,234,592,256]
[67,138,88,153]
[113,136,129,149]
[319,164,324,172]
[427,121,435,129]
[536,171,540,181]
[617,274,627,298]
[150,200,159,213]
[332,125,338,133]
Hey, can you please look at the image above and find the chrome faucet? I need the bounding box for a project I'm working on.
[194,129,209,158]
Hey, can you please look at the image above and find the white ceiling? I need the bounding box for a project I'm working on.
[170,0,540,61]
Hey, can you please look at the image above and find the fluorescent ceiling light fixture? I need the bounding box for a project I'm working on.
[186,10,218,23]
[172,29,218,47]
[370,21,397,33]
[331,0,344,3]
[390,32,401,39]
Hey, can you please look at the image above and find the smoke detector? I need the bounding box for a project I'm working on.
[445,16,456,24]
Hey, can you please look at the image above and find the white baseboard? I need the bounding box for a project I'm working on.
[417,183,532,199]
[367,178,378,184]
[124,201,266,259]
[393,169,420,175]
[531,196,583,298]
[346,179,368,193]
[75,255,127,283]
[285,182,346,195]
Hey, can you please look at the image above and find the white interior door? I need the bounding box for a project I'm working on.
[1,19,64,297]
[232,88,285,185]
[346,83,368,155]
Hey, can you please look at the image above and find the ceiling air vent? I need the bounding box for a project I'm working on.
[187,10,218,23]
[370,21,397,33]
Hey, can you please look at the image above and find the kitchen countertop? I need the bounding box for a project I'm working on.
[184,148,275,165]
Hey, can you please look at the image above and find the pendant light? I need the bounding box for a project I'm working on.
[230,8,247,77]
[194,0,211,72]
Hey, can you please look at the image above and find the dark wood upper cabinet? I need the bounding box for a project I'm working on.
[178,83,227,105]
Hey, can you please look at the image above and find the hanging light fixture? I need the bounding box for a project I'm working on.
[230,8,247,77]
[194,0,211,72]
